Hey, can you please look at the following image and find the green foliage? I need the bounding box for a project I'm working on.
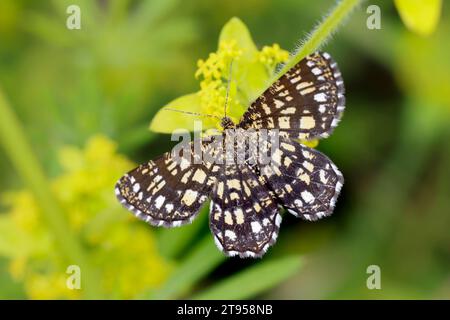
[192,256,302,300]
[0,136,170,299]
[0,0,449,300]
[394,0,442,36]
[150,237,225,299]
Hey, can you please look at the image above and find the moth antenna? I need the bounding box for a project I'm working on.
[224,59,234,118]
[163,107,221,119]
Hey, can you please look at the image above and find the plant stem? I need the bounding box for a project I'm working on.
[274,0,363,81]
[0,88,101,299]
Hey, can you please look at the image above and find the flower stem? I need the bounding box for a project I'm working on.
[0,87,101,299]
[274,0,363,81]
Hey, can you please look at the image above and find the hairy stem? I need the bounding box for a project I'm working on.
[274,0,363,81]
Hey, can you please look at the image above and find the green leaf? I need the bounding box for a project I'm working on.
[219,17,270,105]
[394,20,450,110]
[219,17,258,57]
[192,255,302,300]
[236,59,271,106]
[149,236,225,299]
[150,93,216,133]
[395,0,442,36]
[157,204,208,259]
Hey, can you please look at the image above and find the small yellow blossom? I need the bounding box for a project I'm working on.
[259,44,290,72]
[194,40,244,127]
[150,18,292,134]
[195,40,242,81]
[220,40,242,55]
[194,40,288,129]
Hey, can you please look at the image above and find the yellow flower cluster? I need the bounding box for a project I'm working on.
[194,40,289,128]
[258,44,290,72]
[195,40,243,80]
[0,135,171,299]
[195,40,242,124]
[149,18,292,134]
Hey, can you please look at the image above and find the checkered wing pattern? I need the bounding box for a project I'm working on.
[260,138,343,221]
[238,52,345,140]
[209,163,280,258]
[115,141,218,227]
[115,51,346,259]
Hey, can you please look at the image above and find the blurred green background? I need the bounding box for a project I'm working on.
[0,0,449,299]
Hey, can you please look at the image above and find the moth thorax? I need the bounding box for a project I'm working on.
[220,116,235,129]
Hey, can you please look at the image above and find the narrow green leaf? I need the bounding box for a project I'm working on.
[0,87,102,299]
[157,205,209,259]
[219,17,258,57]
[191,255,302,300]
[150,236,225,299]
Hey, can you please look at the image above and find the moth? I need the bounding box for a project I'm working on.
[115,51,345,258]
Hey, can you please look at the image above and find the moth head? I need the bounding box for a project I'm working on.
[220,116,235,129]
